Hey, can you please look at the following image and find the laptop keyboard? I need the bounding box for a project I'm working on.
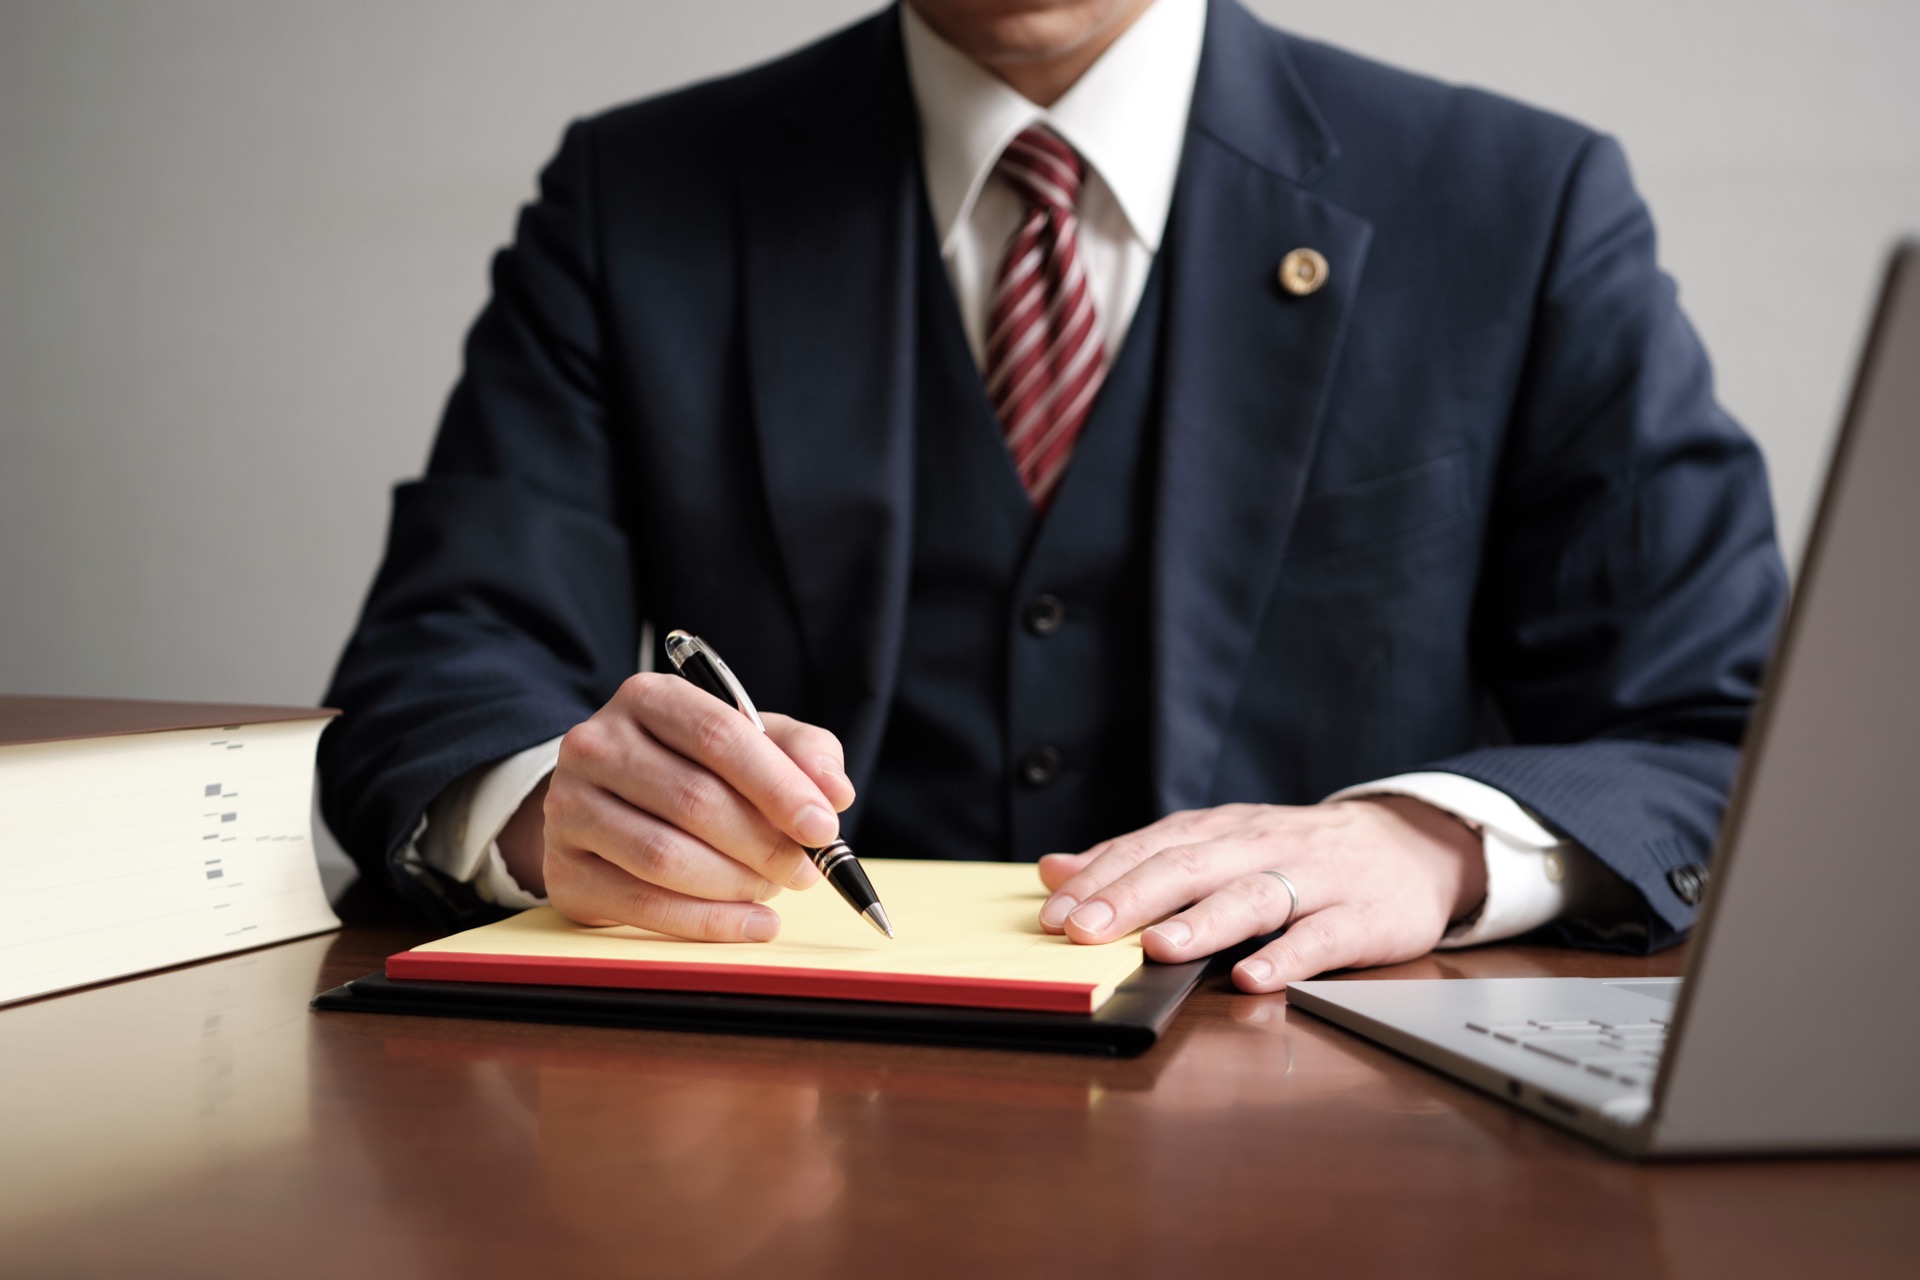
[1463,1017,1669,1087]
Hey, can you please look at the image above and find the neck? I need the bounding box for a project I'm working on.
[908,0,1160,107]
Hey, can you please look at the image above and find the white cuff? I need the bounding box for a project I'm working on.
[1328,771,1592,948]
[420,736,564,908]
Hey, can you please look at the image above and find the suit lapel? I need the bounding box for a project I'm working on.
[738,11,921,792]
[1151,0,1376,811]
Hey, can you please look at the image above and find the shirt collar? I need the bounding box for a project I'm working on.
[901,0,1207,256]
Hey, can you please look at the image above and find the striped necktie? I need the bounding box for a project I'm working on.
[983,126,1107,511]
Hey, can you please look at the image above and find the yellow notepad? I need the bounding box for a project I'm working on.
[389,859,1144,1013]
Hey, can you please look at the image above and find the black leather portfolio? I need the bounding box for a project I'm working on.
[312,954,1208,1057]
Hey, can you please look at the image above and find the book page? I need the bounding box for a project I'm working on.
[407,859,1146,1009]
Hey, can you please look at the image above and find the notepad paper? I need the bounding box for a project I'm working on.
[389,859,1145,1013]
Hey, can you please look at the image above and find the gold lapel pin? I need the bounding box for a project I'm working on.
[1278,247,1330,297]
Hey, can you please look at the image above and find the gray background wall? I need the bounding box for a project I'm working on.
[2,1,1916,892]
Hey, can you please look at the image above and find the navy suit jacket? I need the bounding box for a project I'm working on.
[320,0,1787,949]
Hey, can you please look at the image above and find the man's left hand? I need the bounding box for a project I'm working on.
[1037,798,1488,992]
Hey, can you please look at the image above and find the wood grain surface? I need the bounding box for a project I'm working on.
[2,921,1914,1280]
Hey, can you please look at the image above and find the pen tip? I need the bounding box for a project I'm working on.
[863,903,894,939]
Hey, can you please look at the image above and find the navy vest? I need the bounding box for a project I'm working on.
[857,218,1169,862]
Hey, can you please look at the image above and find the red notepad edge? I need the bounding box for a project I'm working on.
[385,950,1099,1014]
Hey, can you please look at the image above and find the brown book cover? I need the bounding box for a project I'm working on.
[0,696,338,749]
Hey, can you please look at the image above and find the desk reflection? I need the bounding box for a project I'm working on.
[1136,992,1451,1115]
[537,1064,842,1256]
[337,975,1626,1277]
[2,933,1914,1280]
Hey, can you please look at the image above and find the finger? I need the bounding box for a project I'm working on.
[1233,905,1366,993]
[764,714,855,815]
[622,673,842,849]
[1036,813,1212,932]
[1054,808,1213,882]
[545,844,783,942]
[556,780,785,903]
[1062,839,1278,944]
[569,729,817,891]
[1141,869,1313,963]
[1036,851,1094,893]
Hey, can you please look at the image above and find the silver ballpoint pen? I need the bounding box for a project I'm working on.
[663,629,894,938]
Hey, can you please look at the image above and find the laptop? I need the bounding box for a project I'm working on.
[1287,241,1920,1158]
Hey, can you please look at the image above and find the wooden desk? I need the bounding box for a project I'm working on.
[2,926,1914,1280]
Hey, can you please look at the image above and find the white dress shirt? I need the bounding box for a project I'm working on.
[417,0,1627,946]
[900,0,1201,368]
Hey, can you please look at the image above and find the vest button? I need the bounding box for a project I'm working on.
[1018,745,1064,788]
[1024,594,1066,636]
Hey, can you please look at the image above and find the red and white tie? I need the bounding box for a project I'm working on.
[984,126,1106,511]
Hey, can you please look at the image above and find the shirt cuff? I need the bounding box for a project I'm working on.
[420,736,563,909]
[1327,771,1598,948]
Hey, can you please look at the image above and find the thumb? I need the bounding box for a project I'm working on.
[763,714,856,814]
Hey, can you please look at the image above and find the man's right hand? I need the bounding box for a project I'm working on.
[495,674,855,942]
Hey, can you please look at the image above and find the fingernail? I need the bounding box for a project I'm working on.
[1148,920,1191,948]
[742,909,780,942]
[794,804,838,847]
[1067,899,1114,934]
[788,858,821,890]
[1238,958,1274,986]
[816,760,851,809]
[1039,895,1077,929]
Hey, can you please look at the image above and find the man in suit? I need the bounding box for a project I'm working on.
[321,0,1785,991]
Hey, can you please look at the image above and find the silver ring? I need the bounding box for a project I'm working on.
[1262,869,1300,930]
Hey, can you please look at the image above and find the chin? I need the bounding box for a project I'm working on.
[913,0,1133,65]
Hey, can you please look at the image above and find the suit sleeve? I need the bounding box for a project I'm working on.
[318,120,641,920]
[1426,133,1789,952]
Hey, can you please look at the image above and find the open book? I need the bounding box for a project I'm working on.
[389,859,1146,1014]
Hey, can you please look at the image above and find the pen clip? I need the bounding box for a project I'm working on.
[663,630,767,732]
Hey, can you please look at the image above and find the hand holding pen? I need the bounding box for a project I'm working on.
[524,633,881,943]
[662,632,892,936]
